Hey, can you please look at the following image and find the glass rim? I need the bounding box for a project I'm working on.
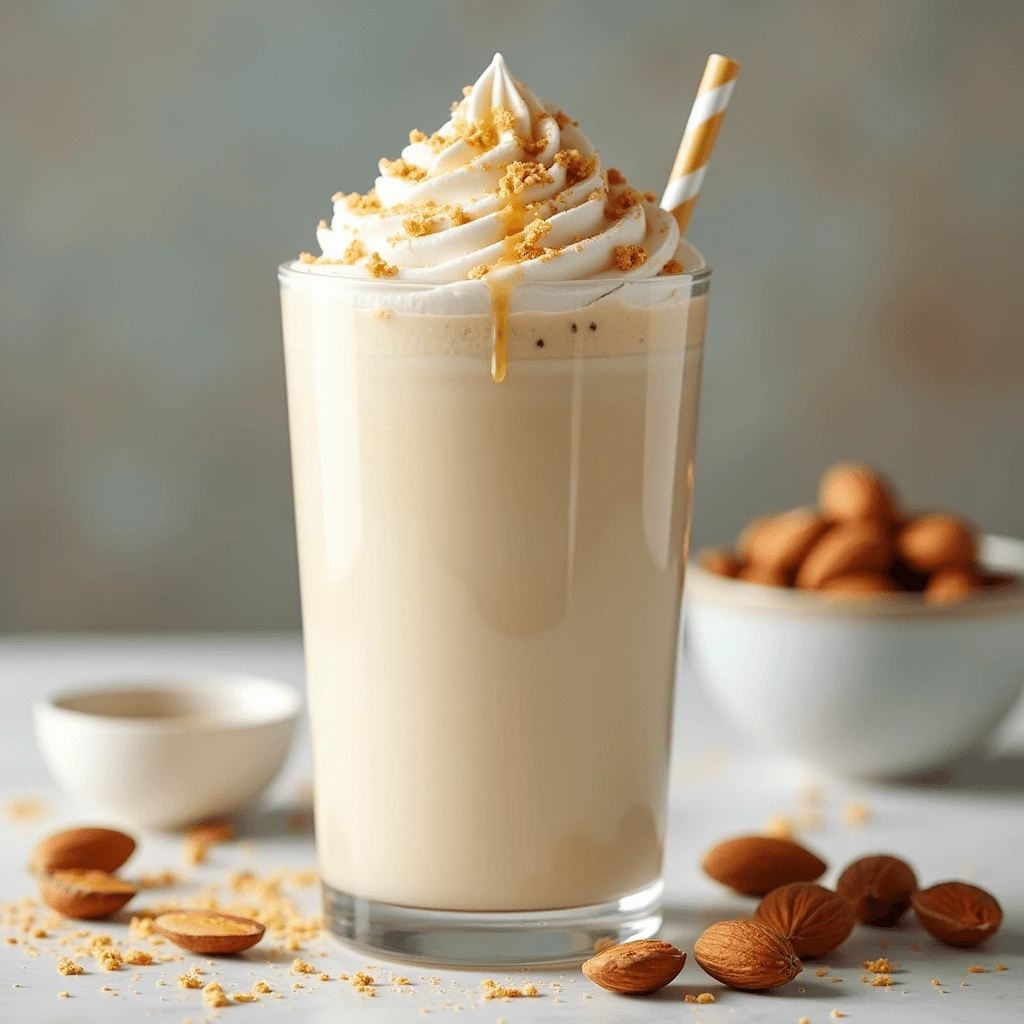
[277,260,712,292]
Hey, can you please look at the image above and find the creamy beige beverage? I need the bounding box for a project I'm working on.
[281,54,709,936]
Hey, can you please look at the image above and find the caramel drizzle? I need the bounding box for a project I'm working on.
[485,202,528,383]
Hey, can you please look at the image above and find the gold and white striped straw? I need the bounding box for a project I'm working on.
[660,54,740,235]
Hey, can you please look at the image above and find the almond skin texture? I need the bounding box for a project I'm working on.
[582,939,685,995]
[795,520,892,590]
[744,509,829,572]
[897,514,977,573]
[39,869,138,919]
[701,549,742,579]
[819,463,900,522]
[153,910,265,955]
[702,836,827,897]
[925,566,982,605]
[30,827,136,875]
[737,563,792,588]
[694,920,802,990]
[754,883,856,958]
[912,882,1003,947]
[836,855,918,927]
[820,571,900,597]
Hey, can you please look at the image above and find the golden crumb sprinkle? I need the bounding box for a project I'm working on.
[290,959,317,975]
[864,958,898,973]
[497,161,554,198]
[492,107,516,133]
[468,264,489,280]
[457,118,499,150]
[605,186,645,220]
[554,148,598,187]
[58,990,69,998]
[253,980,272,994]
[402,210,440,237]
[514,217,553,262]
[97,949,122,972]
[643,189,658,203]
[176,973,203,990]
[379,157,427,182]
[696,992,715,1003]
[297,252,316,264]
[606,167,626,185]
[870,975,894,987]
[334,190,382,215]
[843,800,872,826]
[831,1012,845,1019]
[339,238,367,264]
[409,128,427,144]
[799,1017,811,1024]
[613,244,648,271]
[57,957,84,976]
[997,964,1008,971]
[967,965,987,974]
[232,992,258,1002]
[122,950,152,966]
[182,837,207,866]
[552,110,578,129]
[365,252,399,279]
[481,979,539,999]
[764,814,795,839]
[137,870,177,889]
[4,798,47,820]
[462,85,473,96]
[659,258,685,276]
[203,982,228,1008]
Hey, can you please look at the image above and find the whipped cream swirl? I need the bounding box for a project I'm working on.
[305,54,679,283]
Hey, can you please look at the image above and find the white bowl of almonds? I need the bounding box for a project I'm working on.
[684,463,1024,778]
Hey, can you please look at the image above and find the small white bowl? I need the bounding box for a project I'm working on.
[684,535,1024,779]
[34,674,301,829]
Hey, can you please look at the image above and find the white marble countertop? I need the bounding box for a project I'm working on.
[1,634,1022,1023]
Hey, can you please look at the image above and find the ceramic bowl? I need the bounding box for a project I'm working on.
[34,674,301,829]
[684,535,1024,778]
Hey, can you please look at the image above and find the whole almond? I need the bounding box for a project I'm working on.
[744,509,829,572]
[820,571,900,597]
[153,910,265,954]
[795,520,892,590]
[912,881,1002,947]
[836,854,917,927]
[30,827,136,875]
[700,549,742,579]
[581,939,685,995]
[925,566,981,605]
[897,514,977,573]
[754,883,856,958]
[736,516,771,560]
[39,868,138,919]
[737,563,791,588]
[702,836,827,897]
[819,463,899,522]
[694,920,802,990]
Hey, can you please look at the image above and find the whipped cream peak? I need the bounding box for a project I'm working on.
[300,54,680,284]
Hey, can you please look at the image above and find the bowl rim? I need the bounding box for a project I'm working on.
[33,673,303,734]
[687,533,1024,619]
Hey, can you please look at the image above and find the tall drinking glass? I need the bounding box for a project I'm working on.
[280,247,709,965]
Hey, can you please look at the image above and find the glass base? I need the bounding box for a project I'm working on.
[322,879,663,968]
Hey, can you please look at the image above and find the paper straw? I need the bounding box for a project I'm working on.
[660,54,740,235]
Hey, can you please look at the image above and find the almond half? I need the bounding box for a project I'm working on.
[39,868,138,919]
[702,836,827,897]
[754,882,856,958]
[694,920,802,990]
[30,827,136,875]
[582,939,685,995]
[153,910,265,955]
[912,882,1002,948]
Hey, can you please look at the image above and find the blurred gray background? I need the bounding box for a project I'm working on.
[2,0,1023,631]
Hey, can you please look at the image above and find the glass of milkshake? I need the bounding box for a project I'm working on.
[280,54,710,966]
